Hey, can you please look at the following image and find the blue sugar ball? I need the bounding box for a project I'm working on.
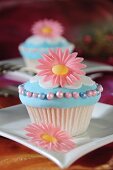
[79,92,87,99]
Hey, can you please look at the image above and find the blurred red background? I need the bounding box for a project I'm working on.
[0,0,113,61]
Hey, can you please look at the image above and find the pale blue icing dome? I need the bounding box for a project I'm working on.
[19,80,101,108]
[19,36,75,59]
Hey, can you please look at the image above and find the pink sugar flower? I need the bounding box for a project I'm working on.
[37,48,86,87]
[31,19,64,38]
[25,123,75,152]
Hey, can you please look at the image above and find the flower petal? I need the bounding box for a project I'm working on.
[75,57,84,62]
[81,75,95,86]
[66,76,74,85]
[30,75,39,83]
[65,80,82,89]
[39,76,58,89]
[43,54,54,62]
[38,70,52,76]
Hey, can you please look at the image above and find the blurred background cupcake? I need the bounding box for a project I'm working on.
[19,19,75,68]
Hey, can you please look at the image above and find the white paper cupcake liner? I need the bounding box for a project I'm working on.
[26,105,94,136]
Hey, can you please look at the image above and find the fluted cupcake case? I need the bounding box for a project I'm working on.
[26,105,94,136]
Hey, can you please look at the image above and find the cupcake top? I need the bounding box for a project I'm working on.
[19,48,103,108]
[19,19,74,59]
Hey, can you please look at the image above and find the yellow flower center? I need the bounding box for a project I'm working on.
[41,134,57,143]
[41,26,52,34]
[52,64,69,75]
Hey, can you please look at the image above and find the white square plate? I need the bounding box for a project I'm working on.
[0,103,113,169]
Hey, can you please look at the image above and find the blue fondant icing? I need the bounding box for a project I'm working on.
[19,81,101,108]
[19,37,74,59]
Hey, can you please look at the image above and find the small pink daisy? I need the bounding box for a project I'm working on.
[25,123,75,152]
[31,19,64,38]
[37,48,86,87]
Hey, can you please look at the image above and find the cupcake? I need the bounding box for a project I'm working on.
[18,48,103,136]
[19,19,74,68]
